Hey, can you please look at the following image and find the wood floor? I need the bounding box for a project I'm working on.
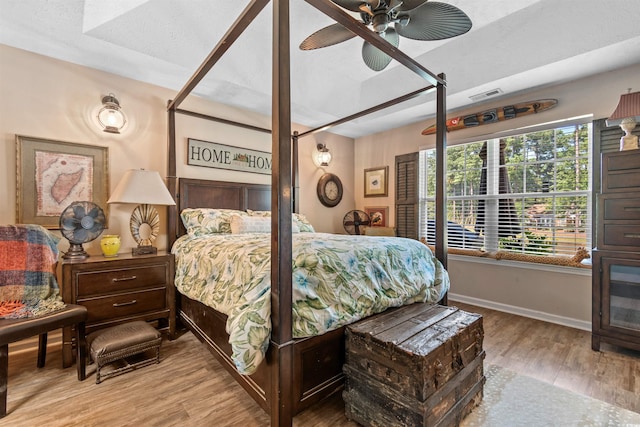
[4,301,640,426]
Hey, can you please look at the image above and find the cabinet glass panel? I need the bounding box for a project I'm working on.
[609,264,640,331]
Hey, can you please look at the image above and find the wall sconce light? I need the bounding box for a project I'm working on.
[107,169,175,255]
[97,93,127,134]
[314,143,332,166]
[606,89,640,151]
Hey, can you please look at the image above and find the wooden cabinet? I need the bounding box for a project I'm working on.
[60,252,175,367]
[592,150,640,352]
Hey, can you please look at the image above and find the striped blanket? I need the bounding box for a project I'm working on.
[0,224,65,318]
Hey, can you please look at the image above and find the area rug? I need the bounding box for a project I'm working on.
[462,365,640,427]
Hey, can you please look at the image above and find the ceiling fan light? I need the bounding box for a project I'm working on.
[97,93,126,134]
[397,15,410,26]
[372,13,390,32]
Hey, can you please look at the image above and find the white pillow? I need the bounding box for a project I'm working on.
[246,209,315,232]
[230,215,300,234]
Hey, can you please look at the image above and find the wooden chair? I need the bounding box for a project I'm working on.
[0,224,87,418]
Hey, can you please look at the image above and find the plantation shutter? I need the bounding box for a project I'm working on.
[395,152,419,239]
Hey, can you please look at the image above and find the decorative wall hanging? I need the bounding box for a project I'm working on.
[421,99,558,135]
[364,166,388,197]
[364,206,389,227]
[16,135,109,229]
[187,138,272,175]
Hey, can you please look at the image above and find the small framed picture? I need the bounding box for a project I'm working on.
[16,135,109,229]
[364,166,388,197]
[365,206,388,227]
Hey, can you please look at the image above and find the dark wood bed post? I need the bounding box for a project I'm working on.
[435,72,448,304]
[167,102,178,248]
[270,1,295,425]
[292,131,299,214]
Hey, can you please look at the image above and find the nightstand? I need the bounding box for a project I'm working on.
[60,252,175,367]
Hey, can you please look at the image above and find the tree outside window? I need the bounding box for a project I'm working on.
[420,123,592,257]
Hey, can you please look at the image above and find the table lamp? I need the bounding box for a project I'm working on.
[606,90,640,151]
[107,169,175,255]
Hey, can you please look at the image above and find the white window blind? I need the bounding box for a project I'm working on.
[420,122,592,257]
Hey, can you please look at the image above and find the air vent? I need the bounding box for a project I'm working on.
[469,88,503,102]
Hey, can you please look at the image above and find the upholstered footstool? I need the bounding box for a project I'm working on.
[87,321,162,384]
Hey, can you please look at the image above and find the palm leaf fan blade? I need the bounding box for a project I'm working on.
[300,23,356,50]
[362,28,399,71]
[396,2,472,41]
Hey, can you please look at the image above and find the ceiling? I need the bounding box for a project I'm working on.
[1,0,640,138]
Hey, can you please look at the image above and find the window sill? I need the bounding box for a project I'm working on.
[422,241,592,276]
[448,252,592,276]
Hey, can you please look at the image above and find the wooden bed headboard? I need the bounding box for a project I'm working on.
[174,178,271,238]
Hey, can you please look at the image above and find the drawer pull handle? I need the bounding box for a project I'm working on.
[113,300,137,307]
[112,275,137,282]
[623,233,640,239]
[623,206,640,211]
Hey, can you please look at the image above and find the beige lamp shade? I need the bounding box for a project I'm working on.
[108,169,175,206]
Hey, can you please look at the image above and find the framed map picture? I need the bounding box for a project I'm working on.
[16,136,109,229]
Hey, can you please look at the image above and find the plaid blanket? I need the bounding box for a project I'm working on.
[0,224,65,318]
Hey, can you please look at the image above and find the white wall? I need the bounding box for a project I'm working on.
[354,63,640,327]
[0,44,355,257]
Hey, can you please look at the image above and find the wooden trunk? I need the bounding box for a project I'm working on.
[343,303,485,427]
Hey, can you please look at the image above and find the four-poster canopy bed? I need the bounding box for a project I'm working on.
[165,1,449,425]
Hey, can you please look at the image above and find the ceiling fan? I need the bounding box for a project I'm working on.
[300,0,472,71]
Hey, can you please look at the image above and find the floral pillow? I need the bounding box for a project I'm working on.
[246,209,315,232]
[180,208,248,236]
[230,215,300,234]
[293,213,315,233]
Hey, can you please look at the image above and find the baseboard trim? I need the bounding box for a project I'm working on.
[448,293,591,332]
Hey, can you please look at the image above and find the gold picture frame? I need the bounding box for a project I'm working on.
[16,135,109,229]
[364,166,388,197]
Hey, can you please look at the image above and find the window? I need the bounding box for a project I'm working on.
[419,122,592,257]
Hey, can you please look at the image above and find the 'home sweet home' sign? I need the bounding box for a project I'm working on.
[187,138,272,175]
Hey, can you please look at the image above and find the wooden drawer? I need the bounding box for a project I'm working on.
[602,151,640,193]
[602,195,640,221]
[76,265,167,297]
[79,288,167,323]
[600,224,640,251]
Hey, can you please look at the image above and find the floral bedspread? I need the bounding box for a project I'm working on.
[172,232,450,375]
